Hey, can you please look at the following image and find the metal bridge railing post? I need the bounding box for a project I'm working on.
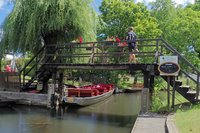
[155,39,159,64]
[196,72,200,101]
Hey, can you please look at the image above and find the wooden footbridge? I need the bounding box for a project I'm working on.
[19,38,199,104]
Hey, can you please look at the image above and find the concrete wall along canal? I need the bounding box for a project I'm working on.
[0,91,48,106]
[0,72,53,107]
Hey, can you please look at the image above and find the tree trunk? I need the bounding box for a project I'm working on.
[133,75,138,84]
[41,32,59,93]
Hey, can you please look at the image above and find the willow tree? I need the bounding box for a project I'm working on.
[1,0,96,53]
[1,0,96,91]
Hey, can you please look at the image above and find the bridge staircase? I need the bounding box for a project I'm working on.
[153,39,200,104]
[20,39,199,103]
[20,46,52,91]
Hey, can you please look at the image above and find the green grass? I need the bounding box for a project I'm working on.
[175,104,200,133]
[151,90,189,113]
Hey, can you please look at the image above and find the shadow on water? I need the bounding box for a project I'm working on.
[0,93,141,133]
[51,93,141,130]
[50,105,137,128]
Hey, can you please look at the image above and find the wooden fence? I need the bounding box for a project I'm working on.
[0,72,20,92]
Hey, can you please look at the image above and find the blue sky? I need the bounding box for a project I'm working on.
[0,0,13,26]
[0,0,195,26]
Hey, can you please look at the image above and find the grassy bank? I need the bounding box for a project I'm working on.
[175,104,200,133]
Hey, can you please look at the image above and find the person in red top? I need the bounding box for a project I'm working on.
[116,37,120,43]
[79,37,83,43]
[5,65,11,72]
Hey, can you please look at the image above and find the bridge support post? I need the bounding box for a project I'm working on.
[172,76,176,109]
[149,75,154,93]
[196,72,199,101]
[141,88,150,113]
[143,71,150,88]
[167,76,171,110]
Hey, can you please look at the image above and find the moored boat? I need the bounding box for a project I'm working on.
[62,84,115,106]
[124,83,143,93]
[124,88,142,93]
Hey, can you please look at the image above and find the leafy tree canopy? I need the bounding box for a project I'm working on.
[1,0,96,53]
[166,8,200,66]
[98,0,162,39]
[150,0,177,38]
[151,0,200,67]
[187,0,200,11]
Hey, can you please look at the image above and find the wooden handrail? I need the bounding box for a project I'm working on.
[161,39,200,73]
[160,38,199,100]
[20,46,45,73]
[181,70,199,84]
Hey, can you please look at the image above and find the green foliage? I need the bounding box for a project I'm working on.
[1,0,96,53]
[187,0,200,11]
[151,83,168,113]
[99,0,162,39]
[151,0,200,68]
[175,104,200,133]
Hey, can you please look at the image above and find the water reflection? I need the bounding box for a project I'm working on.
[0,93,141,133]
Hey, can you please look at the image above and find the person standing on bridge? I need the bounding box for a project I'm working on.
[126,27,138,63]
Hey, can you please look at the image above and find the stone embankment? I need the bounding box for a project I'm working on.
[0,91,48,107]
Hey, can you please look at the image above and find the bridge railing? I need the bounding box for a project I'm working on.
[20,38,199,99]
[44,38,199,100]
[44,39,161,65]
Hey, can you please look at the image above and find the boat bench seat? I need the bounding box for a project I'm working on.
[96,87,108,94]
[68,89,81,97]
[80,89,97,97]
[68,88,99,97]
[96,84,114,90]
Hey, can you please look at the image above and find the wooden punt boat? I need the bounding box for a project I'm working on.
[124,83,143,93]
[62,84,115,106]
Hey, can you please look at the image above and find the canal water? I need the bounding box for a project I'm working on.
[0,93,141,133]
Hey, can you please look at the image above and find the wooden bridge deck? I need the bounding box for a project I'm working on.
[43,63,157,70]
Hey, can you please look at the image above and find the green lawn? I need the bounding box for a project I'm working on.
[175,104,200,133]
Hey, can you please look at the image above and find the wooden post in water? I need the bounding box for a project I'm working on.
[48,71,57,108]
[48,83,55,108]
[141,88,149,113]
[58,70,64,105]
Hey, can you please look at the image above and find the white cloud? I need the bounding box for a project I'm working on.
[0,1,4,9]
[0,0,12,10]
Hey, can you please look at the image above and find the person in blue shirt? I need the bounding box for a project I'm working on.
[126,27,138,63]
